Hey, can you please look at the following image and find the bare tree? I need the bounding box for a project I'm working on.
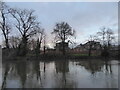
[39,29,45,52]
[0,2,11,49]
[35,38,40,56]
[97,27,115,57]
[9,36,21,49]
[35,29,45,56]
[9,8,41,56]
[97,27,115,48]
[106,28,114,48]
[87,35,100,56]
[97,27,106,46]
[27,39,37,50]
[43,32,46,55]
[52,22,75,55]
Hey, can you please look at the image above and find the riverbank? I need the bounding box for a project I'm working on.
[2,53,119,62]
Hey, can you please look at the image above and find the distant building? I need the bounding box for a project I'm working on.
[55,42,69,52]
[83,41,101,50]
[73,41,101,54]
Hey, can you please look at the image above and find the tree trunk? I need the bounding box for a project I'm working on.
[62,41,65,55]
[17,36,27,56]
[35,39,40,57]
[88,48,91,56]
[43,46,46,55]
[2,12,9,49]
[5,38,9,49]
[88,44,92,56]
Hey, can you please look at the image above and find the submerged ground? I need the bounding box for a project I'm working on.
[1,59,119,88]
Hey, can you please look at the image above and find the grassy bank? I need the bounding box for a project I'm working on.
[2,49,118,61]
[2,53,109,62]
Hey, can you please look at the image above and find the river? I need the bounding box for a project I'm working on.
[1,59,120,88]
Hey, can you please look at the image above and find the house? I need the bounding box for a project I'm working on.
[73,41,101,55]
[83,41,101,50]
[55,42,69,52]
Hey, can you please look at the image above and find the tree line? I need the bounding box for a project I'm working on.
[0,2,76,56]
[0,2,117,57]
[87,27,116,57]
[0,2,46,56]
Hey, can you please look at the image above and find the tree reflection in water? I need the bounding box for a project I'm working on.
[104,59,112,74]
[76,59,113,76]
[1,59,119,88]
[33,61,42,86]
[15,61,27,88]
[55,60,69,88]
[2,63,10,89]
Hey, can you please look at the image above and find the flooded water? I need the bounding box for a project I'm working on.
[1,59,119,88]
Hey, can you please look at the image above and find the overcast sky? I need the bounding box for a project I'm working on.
[0,2,118,48]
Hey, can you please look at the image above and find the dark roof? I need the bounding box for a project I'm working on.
[75,41,101,49]
[85,41,100,44]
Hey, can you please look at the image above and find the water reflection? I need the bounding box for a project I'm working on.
[76,60,113,75]
[15,62,27,88]
[55,61,69,88]
[2,63,10,89]
[2,59,119,88]
[76,60,104,75]
[33,61,43,87]
[33,62,41,81]
[104,60,112,74]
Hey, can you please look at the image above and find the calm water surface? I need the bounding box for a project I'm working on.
[1,59,119,88]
